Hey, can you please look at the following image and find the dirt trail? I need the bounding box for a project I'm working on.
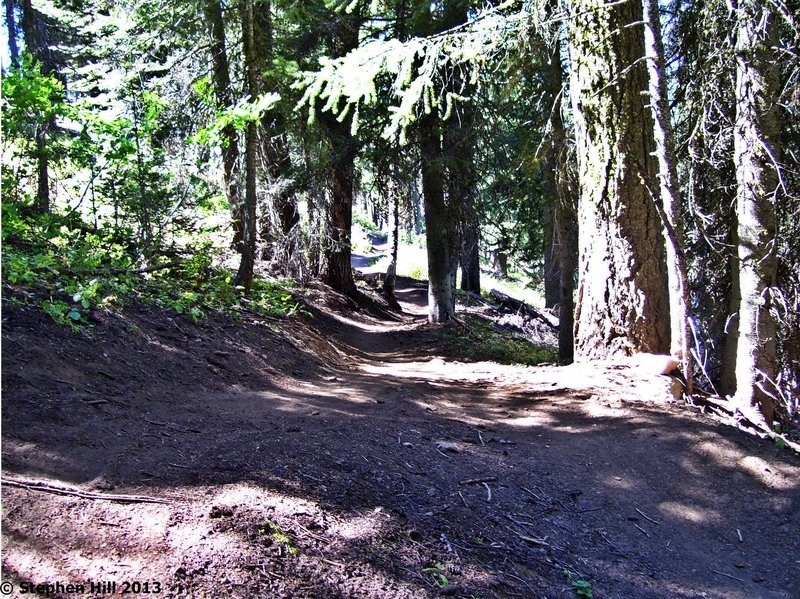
[2,278,799,599]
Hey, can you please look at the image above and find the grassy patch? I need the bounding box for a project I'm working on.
[438,316,556,366]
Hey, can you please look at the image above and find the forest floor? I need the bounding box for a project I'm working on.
[2,273,799,599]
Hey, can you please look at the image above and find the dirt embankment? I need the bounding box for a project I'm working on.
[2,279,799,598]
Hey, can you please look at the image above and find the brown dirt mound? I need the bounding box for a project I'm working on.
[2,279,799,598]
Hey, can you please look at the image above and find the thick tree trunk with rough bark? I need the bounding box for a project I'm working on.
[204,0,243,250]
[319,108,358,297]
[733,0,780,424]
[448,118,480,296]
[413,0,473,321]
[320,115,358,297]
[318,12,360,298]
[419,110,456,322]
[567,0,670,360]
[233,0,259,293]
[443,52,480,296]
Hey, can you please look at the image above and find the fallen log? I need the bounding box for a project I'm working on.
[488,289,559,330]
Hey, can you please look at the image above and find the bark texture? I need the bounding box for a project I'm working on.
[642,0,692,390]
[545,36,578,363]
[419,110,456,322]
[318,10,361,298]
[733,0,780,423]
[233,0,259,292]
[414,0,472,322]
[568,0,670,360]
[204,0,243,250]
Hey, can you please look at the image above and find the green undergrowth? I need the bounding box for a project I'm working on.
[438,316,556,366]
[2,211,300,331]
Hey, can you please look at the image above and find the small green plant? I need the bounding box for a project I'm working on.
[422,562,450,587]
[563,569,593,598]
[42,299,84,330]
[258,520,299,556]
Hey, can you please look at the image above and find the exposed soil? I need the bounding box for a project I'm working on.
[2,276,799,599]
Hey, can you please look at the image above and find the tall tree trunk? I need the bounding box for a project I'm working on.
[420,110,456,322]
[21,0,53,214]
[318,11,360,298]
[414,0,472,321]
[545,34,578,364]
[384,173,401,306]
[542,200,560,309]
[319,111,358,297]
[568,0,670,360]
[5,0,19,67]
[204,0,243,251]
[448,105,480,296]
[460,221,481,294]
[255,0,298,245]
[234,0,259,293]
[720,225,741,396]
[733,0,780,423]
[642,0,693,391]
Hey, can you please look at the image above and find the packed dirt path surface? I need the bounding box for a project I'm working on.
[2,278,799,599]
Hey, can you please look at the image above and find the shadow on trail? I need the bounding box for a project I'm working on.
[2,281,799,599]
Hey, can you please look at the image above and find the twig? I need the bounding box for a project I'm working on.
[505,526,549,546]
[482,482,492,501]
[295,522,330,543]
[320,557,346,568]
[712,569,745,582]
[458,491,469,508]
[737,529,743,542]
[633,523,651,537]
[521,486,542,502]
[435,447,452,459]
[297,470,323,482]
[577,506,604,513]
[598,531,628,558]
[459,476,498,485]
[477,430,485,446]
[2,476,170,504]
[505,514,536,527]
[635,508,661,525]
